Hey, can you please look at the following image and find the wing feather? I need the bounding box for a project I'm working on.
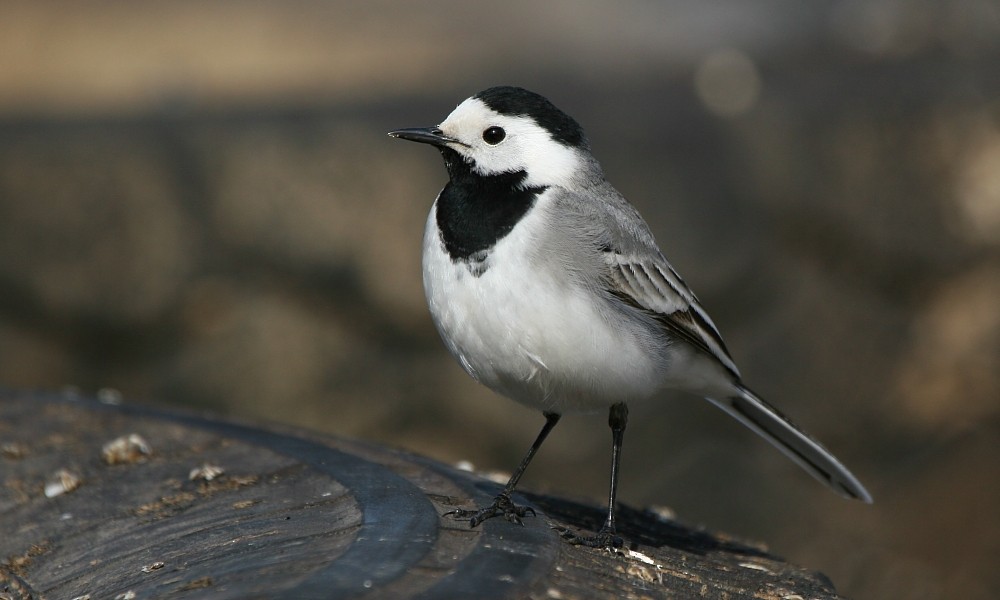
[605,251,740,378]
[547,184,739,378]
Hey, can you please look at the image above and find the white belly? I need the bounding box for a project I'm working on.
[421,200,668,413]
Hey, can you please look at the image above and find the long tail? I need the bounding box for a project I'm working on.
[706,386,872,503]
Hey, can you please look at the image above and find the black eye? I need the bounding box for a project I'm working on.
[482,126,506,145]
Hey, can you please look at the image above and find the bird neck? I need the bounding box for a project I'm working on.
[435,148,547,263]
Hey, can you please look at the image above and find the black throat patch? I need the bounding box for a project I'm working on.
[435,148,546,274]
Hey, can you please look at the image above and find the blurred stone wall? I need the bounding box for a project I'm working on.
[1,2,998,599]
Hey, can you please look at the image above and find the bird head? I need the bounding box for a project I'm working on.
[389,86,596,188]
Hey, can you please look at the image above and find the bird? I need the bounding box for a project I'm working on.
[388,85,871,548]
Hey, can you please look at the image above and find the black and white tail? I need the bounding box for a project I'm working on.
[707,386,873,503]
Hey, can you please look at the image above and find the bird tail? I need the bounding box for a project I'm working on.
[706,386,872,503]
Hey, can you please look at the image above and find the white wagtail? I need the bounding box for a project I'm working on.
[389,86,871,548]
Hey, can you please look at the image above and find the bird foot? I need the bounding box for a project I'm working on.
[444,493,536,527]
[556,525,624,550]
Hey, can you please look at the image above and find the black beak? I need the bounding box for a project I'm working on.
[387,127,462,147]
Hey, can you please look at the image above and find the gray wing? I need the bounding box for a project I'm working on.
[595,206,741,379]
[572,187,871,502]
[605,251,740,378]
[550,183,739,377]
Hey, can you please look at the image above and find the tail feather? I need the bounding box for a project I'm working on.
[707,386,872,503]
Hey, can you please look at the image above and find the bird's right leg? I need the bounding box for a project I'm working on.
[558,402,627,549]
[446,411,561,526]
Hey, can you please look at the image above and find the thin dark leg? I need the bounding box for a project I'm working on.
[601,402,628,534]
[563,402,628,549]
[446,411,561,527]
[602,402,628,534]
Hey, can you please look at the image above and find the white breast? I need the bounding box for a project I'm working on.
[421,193,670,413]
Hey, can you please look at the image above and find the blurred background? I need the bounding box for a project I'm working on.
[1,1,997,597]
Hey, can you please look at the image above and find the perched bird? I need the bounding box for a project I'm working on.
[389,86,871,548]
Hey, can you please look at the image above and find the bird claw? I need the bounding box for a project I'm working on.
[444,493,535,527]
[555,525,624,550]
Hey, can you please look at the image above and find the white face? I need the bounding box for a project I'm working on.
[437,97,584,188]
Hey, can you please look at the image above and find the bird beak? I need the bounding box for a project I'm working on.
[387,127,463,147]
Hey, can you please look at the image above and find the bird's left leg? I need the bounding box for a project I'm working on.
[446,411,561,526]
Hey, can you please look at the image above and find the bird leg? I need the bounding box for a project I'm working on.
[446,411,560,526]
[560,402,628,549]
